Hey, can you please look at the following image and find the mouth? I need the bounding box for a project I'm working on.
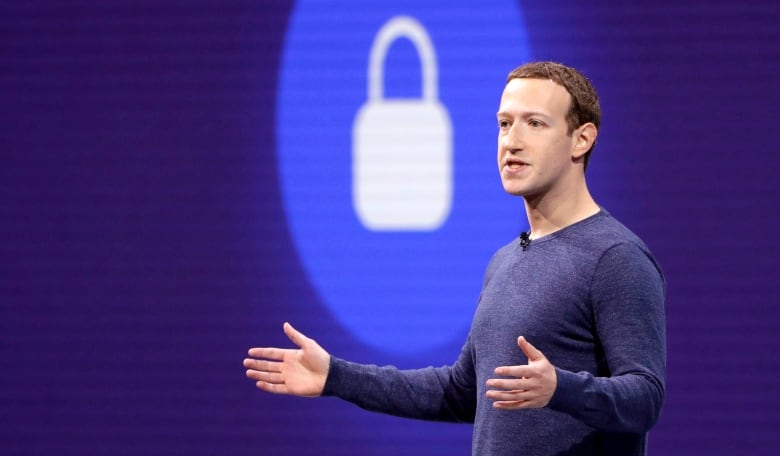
[503,158,529,171]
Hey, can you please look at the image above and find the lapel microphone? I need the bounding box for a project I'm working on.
[519,231,531,251]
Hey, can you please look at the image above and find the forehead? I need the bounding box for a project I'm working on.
[498,78,571,118]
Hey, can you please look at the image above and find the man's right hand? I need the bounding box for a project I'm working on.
[243,322,330,397]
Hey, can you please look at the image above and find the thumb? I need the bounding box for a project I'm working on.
[283,322,308,348]
[517,336,545,362]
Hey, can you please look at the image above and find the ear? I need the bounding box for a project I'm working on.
[571,123,597,160]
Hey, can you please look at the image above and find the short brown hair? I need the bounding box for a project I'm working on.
[507,62,601,168]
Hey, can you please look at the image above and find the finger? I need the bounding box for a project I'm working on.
[246,369,284,384]
[517,336,545,362]
[493,400,530,410]
[486,389,531,402]
[486,386,537,401]
[486,378,534,391]
[243,359,283,376]
[493,365,535,378]
[243,358,284,373]
[283,322,308,348]
[256,381,289,395]
[247,347,287,360]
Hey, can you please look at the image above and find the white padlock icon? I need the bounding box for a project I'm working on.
[352,16,453,231]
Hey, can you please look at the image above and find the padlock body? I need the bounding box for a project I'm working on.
[352,99,452,230]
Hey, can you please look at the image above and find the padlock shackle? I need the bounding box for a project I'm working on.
[368,16,438,102]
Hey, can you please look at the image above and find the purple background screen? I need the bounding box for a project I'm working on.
[2,1,779,454]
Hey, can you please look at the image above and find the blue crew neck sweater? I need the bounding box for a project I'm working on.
[323,210,666,455]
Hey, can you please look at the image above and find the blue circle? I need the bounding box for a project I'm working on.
[277,1,532,354]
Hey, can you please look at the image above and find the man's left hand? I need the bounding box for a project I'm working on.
[486,336,558,409]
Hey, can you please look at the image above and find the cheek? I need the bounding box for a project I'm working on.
[549,136,573,159]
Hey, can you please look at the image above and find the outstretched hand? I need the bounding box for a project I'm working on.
[485,336,557,409]
[243,322,330,397]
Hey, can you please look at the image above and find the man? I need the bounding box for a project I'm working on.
[244,61,666,455]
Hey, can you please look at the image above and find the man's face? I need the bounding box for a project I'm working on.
[496,78,579,199]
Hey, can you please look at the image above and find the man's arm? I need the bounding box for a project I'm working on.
[485,242,666,433]
[547,241,666,433]
[244,324,478,423]
[322,335,477,423]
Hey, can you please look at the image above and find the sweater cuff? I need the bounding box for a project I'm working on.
[547,367,586,415]
[321,356,354,397]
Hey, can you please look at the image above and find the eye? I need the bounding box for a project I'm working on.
[498,119,510,129]
[528,119,545,128]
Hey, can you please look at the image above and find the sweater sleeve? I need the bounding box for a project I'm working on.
[547,242,666,433]
[321,335,478,423]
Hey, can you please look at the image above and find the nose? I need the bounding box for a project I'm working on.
[502,123,524,153]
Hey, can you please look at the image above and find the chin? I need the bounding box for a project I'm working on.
[501,185,527,197]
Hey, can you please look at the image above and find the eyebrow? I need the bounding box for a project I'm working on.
[496,110,553,120]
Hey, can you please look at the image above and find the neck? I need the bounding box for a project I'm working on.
[523,180,600,239]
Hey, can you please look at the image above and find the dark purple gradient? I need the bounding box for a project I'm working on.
[1,1,778,454]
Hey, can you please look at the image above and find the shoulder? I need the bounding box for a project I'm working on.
[480,236,520,286]
[574,210,645,248]
[574,210,661,270]
[552,210,664,291]
[581,212,665,295]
